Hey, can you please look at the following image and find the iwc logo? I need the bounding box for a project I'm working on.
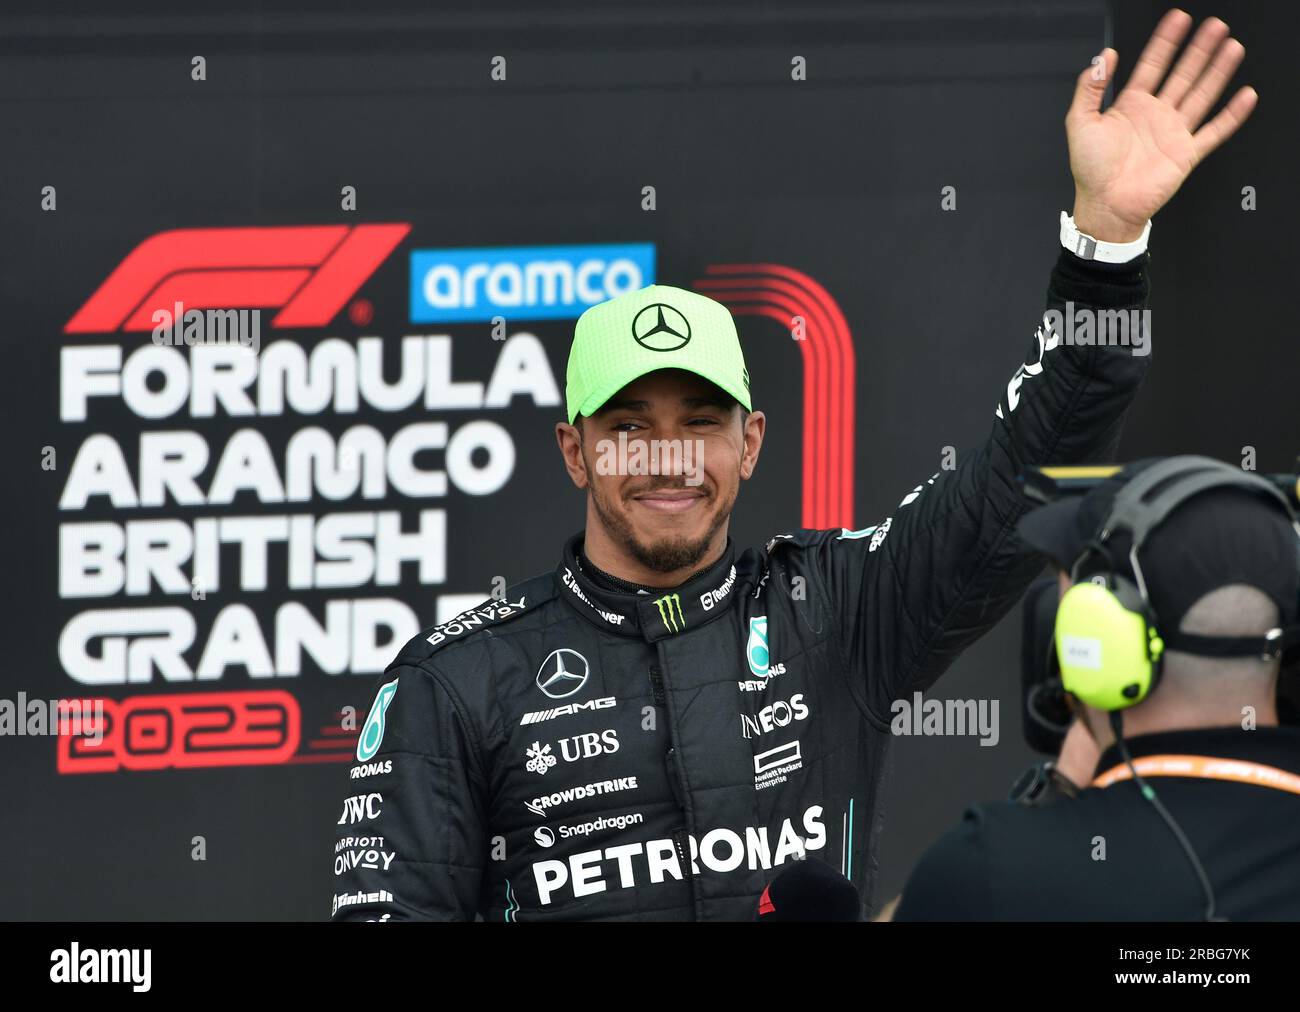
[631,303,691,351]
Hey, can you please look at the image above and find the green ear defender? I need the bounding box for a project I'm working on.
[1055,579,1164,710]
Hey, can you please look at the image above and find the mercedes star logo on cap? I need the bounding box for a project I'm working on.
[631,303,691,351]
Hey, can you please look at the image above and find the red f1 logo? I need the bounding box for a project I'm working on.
[64,223,410,333]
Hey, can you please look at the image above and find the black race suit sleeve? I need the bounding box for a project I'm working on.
[814,248,1151,722]
[330,661,489,921]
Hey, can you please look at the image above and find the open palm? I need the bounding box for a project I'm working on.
[1066,10,1257,242]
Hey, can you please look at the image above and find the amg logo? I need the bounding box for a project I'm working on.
[520,697,616,725]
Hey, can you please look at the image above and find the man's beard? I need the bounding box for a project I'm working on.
[590,479,735,575]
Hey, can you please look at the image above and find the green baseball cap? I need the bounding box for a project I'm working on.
[565,284,751,424]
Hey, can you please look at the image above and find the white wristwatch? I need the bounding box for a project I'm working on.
[1059,211,1151,263]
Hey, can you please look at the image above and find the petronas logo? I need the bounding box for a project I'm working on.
[356,677,399,762]
[654,593,686,633]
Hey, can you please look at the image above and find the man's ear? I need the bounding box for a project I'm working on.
[739,409,766,481]
[556,420,589,490]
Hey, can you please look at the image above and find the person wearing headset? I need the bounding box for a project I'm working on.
[894,456,1300,921]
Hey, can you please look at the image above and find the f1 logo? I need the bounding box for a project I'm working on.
[65,223,410,333]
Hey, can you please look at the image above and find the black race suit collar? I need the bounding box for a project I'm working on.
[556,532,747,642]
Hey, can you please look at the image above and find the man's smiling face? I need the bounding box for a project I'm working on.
[560,369,764,576]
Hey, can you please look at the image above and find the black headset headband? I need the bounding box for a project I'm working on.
[1102,455,1296,547]
[1086,456,1300,661]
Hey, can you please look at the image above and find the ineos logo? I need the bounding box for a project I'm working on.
[631,303,691,351]
[740,693,810,740]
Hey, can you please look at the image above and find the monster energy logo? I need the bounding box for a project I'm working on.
[654,593,686,633]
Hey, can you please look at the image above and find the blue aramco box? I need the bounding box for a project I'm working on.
[410,243,657,324]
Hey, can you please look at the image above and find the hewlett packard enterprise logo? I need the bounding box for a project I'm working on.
[410,243,656,323]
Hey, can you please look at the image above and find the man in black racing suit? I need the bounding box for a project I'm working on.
[330,10,1255,921]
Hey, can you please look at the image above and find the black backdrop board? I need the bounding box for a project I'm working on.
[0,0,1293,920]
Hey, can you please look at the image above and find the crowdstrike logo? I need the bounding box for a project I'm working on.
[526,775,639,818]
[65,224,410,333]
[536,649,590,700]
[631,302,691,351]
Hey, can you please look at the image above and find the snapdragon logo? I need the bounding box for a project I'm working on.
[50,943,151,992]
[410,243,655,323]
[534,812,645,846]
[890,691,1000,747]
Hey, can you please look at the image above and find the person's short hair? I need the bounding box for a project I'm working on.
[1161,583,1282,690]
